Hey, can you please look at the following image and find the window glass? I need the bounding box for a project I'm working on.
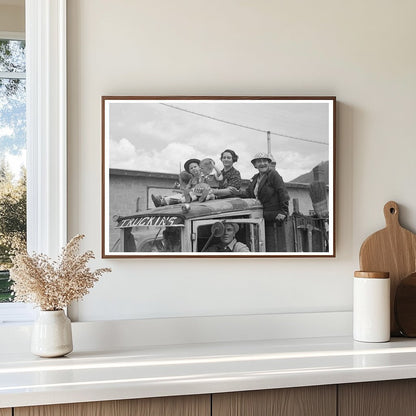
[0,39,26,72]
[0,38,27,303]
[115,226,183,252]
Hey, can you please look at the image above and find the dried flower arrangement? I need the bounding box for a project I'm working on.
[10,234,111,311]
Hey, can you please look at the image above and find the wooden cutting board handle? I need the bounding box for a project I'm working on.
[384,201,400,228]
[359,201,416,336]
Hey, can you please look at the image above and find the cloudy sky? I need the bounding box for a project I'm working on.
[107,99,332,182]
[0,40,26,181]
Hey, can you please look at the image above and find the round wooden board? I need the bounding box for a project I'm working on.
[395,272,416,337]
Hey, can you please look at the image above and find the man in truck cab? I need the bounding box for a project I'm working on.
[206,222,250,253]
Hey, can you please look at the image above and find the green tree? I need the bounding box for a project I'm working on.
[0,38,27,302]
[0,39,25,97]
[0,160,26,268]
[1,39,26,159]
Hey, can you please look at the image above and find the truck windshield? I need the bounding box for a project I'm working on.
[195,221,261,252]
[130,226,182,252]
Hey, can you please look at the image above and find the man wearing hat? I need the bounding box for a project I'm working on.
[242,152,289,252]
[206,222,250,252]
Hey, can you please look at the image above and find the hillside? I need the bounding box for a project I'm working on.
[290,161,329,184]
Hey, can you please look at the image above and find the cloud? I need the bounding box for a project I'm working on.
[0,126,13,138]
[2,149,26,181]
[109,138,324,183]
[110,138,138,169]
[136,119,187,144]
[107,101,332,183]
[274,151,320,181]
[139,143,200,173]
[110,138,202,173]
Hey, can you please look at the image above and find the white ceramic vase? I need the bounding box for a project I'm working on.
[31,310,73,357]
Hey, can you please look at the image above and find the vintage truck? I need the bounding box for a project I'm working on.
[112,196,328,254]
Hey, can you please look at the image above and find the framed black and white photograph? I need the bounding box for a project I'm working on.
[102,96,335,258]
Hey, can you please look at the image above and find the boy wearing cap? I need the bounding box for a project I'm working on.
[151,158,211,206]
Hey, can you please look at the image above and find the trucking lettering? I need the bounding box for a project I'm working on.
[118,216,181,228]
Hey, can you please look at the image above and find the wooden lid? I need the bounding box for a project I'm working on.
[354,271,389,279]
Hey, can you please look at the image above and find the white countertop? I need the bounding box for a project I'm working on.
[2,336,416,408]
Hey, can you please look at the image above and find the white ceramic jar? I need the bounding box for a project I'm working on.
[353,271,390,343]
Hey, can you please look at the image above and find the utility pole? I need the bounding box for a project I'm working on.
[267,131,271,154]
[267,131,276,169]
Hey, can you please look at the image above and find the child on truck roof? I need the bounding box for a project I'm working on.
[151,158,217,207]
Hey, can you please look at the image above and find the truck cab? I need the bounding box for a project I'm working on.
[114,197,266,253]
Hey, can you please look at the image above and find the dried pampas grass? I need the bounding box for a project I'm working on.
[10,234,111,311]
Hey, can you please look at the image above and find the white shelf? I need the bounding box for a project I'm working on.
[2,336,416,408]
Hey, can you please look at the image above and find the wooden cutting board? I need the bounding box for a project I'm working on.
[359,201,416,335]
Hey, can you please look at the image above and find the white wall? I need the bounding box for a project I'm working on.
[0,4,24,33]
[67,0,416,322]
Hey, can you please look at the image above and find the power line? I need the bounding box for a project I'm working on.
[160,103,328,146]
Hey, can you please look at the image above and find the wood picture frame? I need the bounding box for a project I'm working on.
[102,96,336,258]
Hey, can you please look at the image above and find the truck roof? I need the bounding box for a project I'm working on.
[116,197,263,228]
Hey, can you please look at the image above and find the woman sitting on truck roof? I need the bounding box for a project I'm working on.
[211,149,242,199]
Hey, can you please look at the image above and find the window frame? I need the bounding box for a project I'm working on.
[26,0,67,257]
[0,31,26,78]
[0,31,24,41]
[0,0,67,323]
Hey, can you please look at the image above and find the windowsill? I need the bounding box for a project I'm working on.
[0,311,352,351]
[0,303,36,325]
[2,335,416,408]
